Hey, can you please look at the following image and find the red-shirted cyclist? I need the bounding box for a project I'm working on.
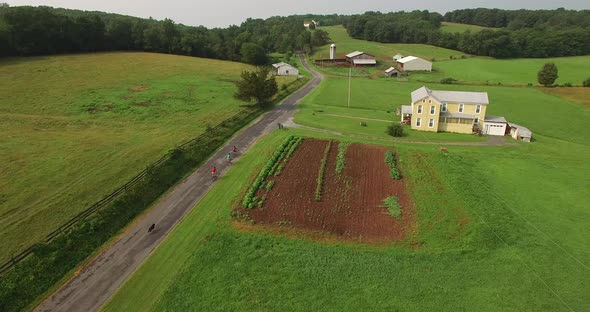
[211,166,217,177]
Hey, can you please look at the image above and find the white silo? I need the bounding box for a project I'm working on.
[330,44,336,60]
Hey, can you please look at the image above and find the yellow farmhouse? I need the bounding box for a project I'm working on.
[401,86,508,136]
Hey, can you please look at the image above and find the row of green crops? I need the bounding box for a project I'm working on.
[315,140,332,202]
[336,142,349,174]
[381,196,401,218]
[385,150,401,180]
[242,136,302,209]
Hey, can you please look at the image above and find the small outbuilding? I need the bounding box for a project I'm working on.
[346,51,376,66]
[272,62,299,76]
[385,67,400,77]
[400,105,412,124]
[396,56,432,71]
[509,123,533,142]
[482,116,508,136]
[393,53,404,61]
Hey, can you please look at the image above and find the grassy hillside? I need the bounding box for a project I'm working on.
[412,56,590,86]
[103,125,590,311]
[0,52,298,263]
[313,25,465,63]
[311,25,590,86]
[440,22,498,33]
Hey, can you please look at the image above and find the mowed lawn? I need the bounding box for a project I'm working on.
[412,56,590,86]
[103,119,590,311]
[440,21,499,33]
[0,52,300,263]
[295,77,590,145]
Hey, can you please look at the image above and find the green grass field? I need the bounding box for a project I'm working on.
[0,52,301,263]
[311,25,590,86]
[103,119,590,310]
[440,22,498,33]
[412,56,590,86]
[295,77,590,145]
[312,25,465,65]
[100,39,589,310]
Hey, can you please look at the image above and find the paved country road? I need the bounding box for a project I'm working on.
[34,54,323,312]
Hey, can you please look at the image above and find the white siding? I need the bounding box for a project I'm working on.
[483,122,506,136]
[401,58,432,71]
[276,65,299,76]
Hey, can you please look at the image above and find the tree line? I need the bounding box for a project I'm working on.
[344,9,590,58]
[0,5,332,64]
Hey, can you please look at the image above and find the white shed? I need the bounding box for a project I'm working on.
[393,53,404,61]
[509,123,533,142]
[483,116,508,136]
[396,56,432,71]
[272,62,299,76]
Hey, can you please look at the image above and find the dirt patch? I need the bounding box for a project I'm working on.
[235,139,415,243]
[132,102,151,107]
[129,85,150,93]
[540,87,590,108]
[87,104,114,114]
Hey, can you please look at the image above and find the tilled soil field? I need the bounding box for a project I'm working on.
[238,138,413,243]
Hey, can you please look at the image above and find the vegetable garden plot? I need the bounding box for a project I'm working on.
[235,138,414,243]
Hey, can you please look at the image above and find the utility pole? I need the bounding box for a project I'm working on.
[348,66,352,108]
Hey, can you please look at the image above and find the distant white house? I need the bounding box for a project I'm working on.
[304,20,318,28]
[272,62,299,76]
[393,53,404,61]
[396,56,432,71]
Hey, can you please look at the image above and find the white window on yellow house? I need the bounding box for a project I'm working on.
[416,118,422,127]
[428,118,434,128]
[418,105,423,114]
[476,104,481,114]
[442,102,447,112]
[430,105,435,115]
[459,103,464,113]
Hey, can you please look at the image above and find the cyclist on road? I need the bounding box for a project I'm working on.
[211,166,217,177]
[226,153,232,163]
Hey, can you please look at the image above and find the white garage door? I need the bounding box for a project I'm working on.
[484,123,506,136]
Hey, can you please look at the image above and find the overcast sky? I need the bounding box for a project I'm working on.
[5,0,589,28]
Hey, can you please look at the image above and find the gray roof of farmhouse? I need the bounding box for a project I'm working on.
[484,116,507,123]
[385,67,399,73]
[401,105,412,114]
[411,86,489,105]
[272,62,295,69]
[346,51,364,58]
[509,123,533,137]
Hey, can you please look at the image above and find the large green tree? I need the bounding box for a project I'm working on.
[537,63,558,87]
[234,67,278,107]
[240,42,267,65]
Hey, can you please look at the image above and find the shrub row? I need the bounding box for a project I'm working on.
[0,108,261,312]
[315,140,332,202]
[242,136,301,209]
[385,150,401,180]
[336,142,349,174]
[382,196,401,218]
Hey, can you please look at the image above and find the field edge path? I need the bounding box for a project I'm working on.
[34,54,323,312]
